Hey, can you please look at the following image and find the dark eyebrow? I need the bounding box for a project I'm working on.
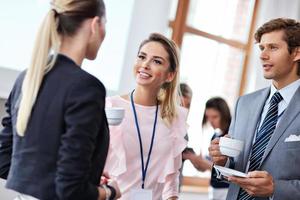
[259,43,279,49]
[260,43,279,46]
[267,43,279,46]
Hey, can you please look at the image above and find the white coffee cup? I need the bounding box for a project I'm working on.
[219,137,244,157]
[105,107,125,126]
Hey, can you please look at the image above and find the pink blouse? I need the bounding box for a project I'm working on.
[104,96,188,200]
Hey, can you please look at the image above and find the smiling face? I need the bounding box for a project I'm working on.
[134,41,175,90]
[259,30,300,88]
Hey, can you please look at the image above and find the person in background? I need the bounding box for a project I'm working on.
[179,83,192,110]
[0,0,121,199]
[104,33,188,200]
[209,18,300,200]
[184,97,231,200]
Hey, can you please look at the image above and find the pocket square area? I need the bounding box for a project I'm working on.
[284,134,300,142]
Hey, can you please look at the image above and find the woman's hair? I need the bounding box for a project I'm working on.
[17,0,105,136]
[138,33,180,125]
[202,97,231,134]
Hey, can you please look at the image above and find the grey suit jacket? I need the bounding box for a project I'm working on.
[226,86,300,200]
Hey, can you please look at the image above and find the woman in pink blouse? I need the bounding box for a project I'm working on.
[104,33,188,200]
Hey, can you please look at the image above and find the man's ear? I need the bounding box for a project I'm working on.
[293,47,300,62]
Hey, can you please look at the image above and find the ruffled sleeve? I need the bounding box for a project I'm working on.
[161,106,189,199]
[103,97,127,176]
[158,106,189,183]
[171,106,189,158]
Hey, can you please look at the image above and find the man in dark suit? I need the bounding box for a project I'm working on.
[209,18,300,200]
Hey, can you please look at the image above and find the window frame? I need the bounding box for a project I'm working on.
[169,0,260,188]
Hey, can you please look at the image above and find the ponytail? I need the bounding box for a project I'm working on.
[17,0,106,136]
[17,10,60,136]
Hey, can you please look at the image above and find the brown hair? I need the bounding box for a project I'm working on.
[17,0,106,136]
[202,97,231,134]
[138,33,180,125]
[254,18,300,75]
[179,83,192,98]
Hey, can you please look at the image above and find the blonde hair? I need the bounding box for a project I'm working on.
[138,33,181,125]
[17,0,105,136]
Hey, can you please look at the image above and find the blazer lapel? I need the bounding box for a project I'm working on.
[242,88,270,170]
[261,86,300,165]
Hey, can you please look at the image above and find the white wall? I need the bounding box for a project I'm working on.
[0,0,173,98]
[0,67,20,99]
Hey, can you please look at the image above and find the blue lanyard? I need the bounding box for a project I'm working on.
[130,90,158,189]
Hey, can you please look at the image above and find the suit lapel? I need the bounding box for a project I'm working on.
[261,86,300,165]
[242,88,270,170]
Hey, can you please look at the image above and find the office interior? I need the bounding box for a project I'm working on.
[0,0,299,199]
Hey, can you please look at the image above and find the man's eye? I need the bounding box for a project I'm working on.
[138,55,145,60]
[270,46,278,50]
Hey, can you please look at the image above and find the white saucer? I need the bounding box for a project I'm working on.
[214,165,247,178]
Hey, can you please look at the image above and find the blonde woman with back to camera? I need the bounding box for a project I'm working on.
[104,33,188,200]
[0,0,121,199]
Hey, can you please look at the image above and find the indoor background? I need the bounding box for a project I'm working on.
[1,0,299,199]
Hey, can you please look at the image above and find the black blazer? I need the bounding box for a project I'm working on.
[0,54,109,200]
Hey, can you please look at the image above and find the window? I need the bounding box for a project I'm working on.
[169,0,258,178]
[187,0,254,43]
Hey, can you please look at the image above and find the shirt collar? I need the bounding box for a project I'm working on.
[268,79,300,105]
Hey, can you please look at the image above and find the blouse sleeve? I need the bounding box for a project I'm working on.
[103,96,127,176]
[162,106,189,199]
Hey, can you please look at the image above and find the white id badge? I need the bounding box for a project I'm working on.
[130,189,152,200]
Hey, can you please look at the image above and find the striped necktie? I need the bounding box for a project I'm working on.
[237,92,283,200]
